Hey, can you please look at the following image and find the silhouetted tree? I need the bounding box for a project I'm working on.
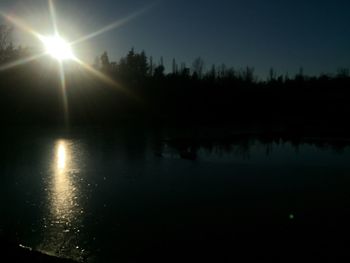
[153,64,165,79]
[295,67,305,82]
[93,56,101,69]
[138,51,149,77]
[192,57,205,79]
[149,56,154,76]
[110,62,118,71]
[101,51,110,71]
[204,64,217,80]
[218,64,227,78]
[172,58,178,74]
[226,67,236,80]
[118,48,149,82]
[1,38,350,128]
[242,67,255,83]
[269,68,276,82]
[337,68,349,78]
[0,25,14,63]
[210,64,217,77]
[179,62,190,78]
[284,72,290,81]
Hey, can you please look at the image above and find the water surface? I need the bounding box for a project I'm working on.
[1,127,350,262]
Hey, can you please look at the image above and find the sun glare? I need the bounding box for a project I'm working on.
[41,35,75,61]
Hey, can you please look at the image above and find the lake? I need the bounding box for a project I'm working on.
[1,126,350,262]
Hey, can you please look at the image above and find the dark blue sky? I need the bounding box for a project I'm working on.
[1,0,350,77]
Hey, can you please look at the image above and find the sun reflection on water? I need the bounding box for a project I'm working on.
[38,139,85,261]
[52,140,76,221]
[57,142,67,170]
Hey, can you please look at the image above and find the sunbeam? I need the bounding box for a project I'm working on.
[58,62,69,126]
[71,5,153,46]
[73,57,120,87]
[0,11,42,40]
[0,0,147,126]
[40,35,75,61]
[0,53,46,71]
[72,57,137,99]
[48,0,59,34]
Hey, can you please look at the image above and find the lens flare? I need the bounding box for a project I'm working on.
[40,35,75,61]
[0,0,151,126]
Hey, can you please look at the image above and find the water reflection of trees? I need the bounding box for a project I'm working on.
[163,134,350,159]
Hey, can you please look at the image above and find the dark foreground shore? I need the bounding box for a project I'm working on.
[0,242,76,263]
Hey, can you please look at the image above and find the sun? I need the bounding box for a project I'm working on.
[40,35,75,61]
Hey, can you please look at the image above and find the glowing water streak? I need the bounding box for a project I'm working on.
[39,139,85,260]
[57,140,66,170]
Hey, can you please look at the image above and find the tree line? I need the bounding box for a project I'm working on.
[96,48,349,87]
[0,25,350,128]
